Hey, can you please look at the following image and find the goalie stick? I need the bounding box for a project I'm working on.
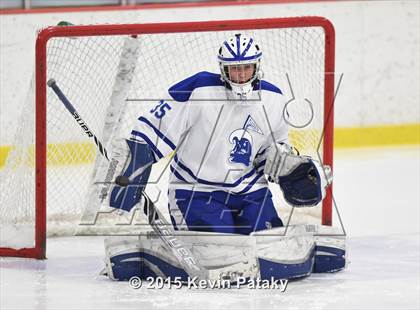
[47,79,109,160]
[47,78,208,280]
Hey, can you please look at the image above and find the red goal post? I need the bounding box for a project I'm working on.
[0,17,335,259]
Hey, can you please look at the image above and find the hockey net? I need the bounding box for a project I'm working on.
[0,17,334,258]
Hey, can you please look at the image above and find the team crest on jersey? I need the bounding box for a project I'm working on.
[243,115,263,135]
[228,115,263,166]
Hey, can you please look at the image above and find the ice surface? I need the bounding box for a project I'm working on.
[1,146,419,310]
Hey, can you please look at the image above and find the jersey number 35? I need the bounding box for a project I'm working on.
[150,100,172,119]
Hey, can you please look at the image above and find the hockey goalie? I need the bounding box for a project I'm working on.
[100,34,346,282]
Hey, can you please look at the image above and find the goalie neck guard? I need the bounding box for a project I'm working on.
[218,33,263,98]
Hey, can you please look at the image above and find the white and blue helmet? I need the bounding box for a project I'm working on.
[218,33,263,97]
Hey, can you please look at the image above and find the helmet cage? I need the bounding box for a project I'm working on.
[220,61,261,87]
[217,34,262,97]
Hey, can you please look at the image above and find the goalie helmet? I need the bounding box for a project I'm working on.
[218,33,262,97]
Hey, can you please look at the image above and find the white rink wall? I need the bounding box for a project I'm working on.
[0,0,419,145]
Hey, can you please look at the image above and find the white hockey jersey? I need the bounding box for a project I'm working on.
[130,71,288,194]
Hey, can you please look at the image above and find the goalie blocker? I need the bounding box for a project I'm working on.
[109,139,156,212]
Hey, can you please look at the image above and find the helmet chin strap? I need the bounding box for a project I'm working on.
[230,82,254,98]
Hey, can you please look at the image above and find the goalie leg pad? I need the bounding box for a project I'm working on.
[102,236,189,281]
[258,251,315,280]
[108,251,189,281]
[102,233,257,282]
[313,246,346,273]
[252,226,316,280]
[305,225,347,273]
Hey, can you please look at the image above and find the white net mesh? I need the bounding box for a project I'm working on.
[0,24,328,252]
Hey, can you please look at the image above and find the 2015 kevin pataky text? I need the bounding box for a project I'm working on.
[129,276,288,290]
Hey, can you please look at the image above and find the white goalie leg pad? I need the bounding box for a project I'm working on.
[101,231,258,282]
[102,234,180,281]
[101,225,346,282]
[178,232,258,281]
[304,224,347,273]
[252,225,316,279]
